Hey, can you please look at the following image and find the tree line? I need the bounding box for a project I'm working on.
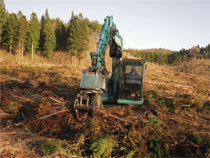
[126,44,210,65]
[126,48,171,65]
[1,0,209,63]
[168,45,210,64]
[0,0,102,59]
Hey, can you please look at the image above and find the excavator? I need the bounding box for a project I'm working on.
[74,16,148,118]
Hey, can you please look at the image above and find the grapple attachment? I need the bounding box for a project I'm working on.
[73,90,103,111]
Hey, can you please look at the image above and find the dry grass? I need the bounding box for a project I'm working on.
[144,60,210,101]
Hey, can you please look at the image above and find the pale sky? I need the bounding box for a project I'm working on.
[5,0,210,50]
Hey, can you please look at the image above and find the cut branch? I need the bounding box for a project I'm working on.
[15,108,69,127]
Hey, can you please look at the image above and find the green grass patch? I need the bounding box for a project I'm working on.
[186,133,203,145]
[126,150,135,158]
[147,139,170,158]
[91,136,116,157]
[4,102,19,114]
[157,99,166,107]
[37,140,60,156]
[0,94,19,114]
[157,98,175,113]
[144,91,160,107]
[21,88,32,96]
[192,101,205,111]
[144,90,160,100]
[148,115,164,127]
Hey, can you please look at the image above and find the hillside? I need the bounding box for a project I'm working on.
[0,51,210,157]
[145,61,209,101]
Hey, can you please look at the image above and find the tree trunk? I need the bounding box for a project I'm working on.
[74,56,76,67]
[74,50,77,67]
[18,42,21,63]
[69,51,73,65]
[21,44,24,57]
[31,43,34,61]
[9,40,12,54]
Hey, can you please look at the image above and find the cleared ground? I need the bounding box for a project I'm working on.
[0,51,209,157]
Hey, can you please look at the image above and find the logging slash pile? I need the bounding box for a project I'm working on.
[1,89,209,157]
[0,59,210,157]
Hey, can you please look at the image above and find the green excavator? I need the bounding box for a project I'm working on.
[74,16,146,116]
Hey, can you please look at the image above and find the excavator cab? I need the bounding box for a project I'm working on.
[118,59,146,105]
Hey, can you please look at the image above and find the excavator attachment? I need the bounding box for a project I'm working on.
[73,89,103,121]
[74,90,103,111]
[73,69,105,111]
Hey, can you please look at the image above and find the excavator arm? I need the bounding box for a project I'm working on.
[74,16,123,111]
[90,16,123,73]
